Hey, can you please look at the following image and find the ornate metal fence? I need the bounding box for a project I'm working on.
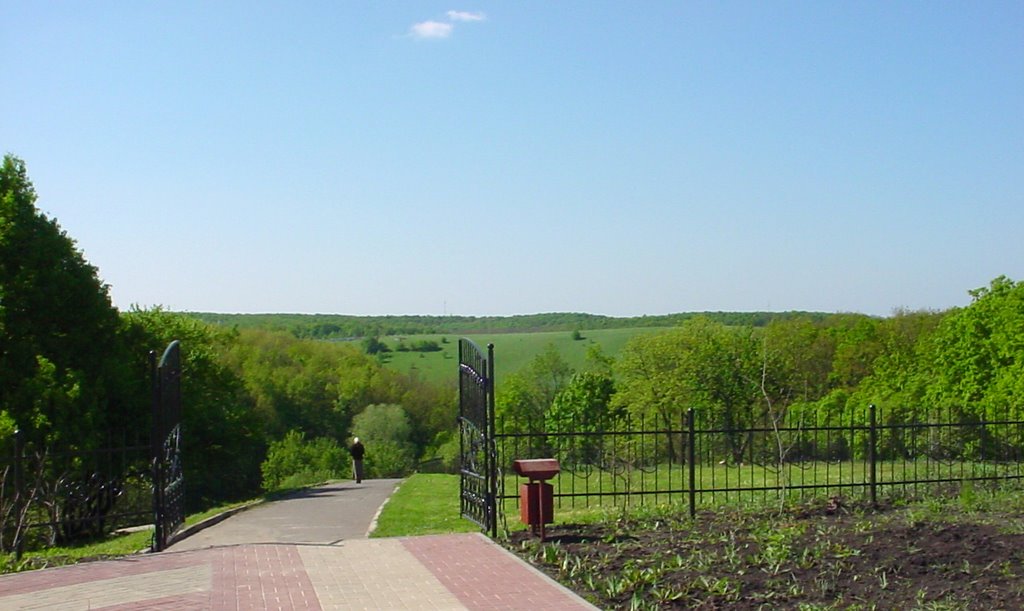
[1,431,153,558]
[458,339,497,537]
[495,404,1024,519]
[151,340,184,552]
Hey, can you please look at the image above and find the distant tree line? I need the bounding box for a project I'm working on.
[187,311,834,340]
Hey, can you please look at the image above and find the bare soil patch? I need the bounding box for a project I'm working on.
[505,498,1024,610]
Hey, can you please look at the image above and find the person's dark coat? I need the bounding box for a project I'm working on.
[350,441,365,460]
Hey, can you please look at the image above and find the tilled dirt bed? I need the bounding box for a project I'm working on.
[505,498,1024,610]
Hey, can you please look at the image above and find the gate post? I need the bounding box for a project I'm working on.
[687,409,696,518]
[150,349,164,551]
[487,343,497,539]
[869,404,878,508]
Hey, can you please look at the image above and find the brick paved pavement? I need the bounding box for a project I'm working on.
[0,479,598,610]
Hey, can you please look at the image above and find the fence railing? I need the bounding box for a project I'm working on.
[1,430,153,558]
[495,405,1024,518]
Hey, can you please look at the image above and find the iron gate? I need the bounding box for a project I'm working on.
[458,339,497,537]
[151,340,184,551]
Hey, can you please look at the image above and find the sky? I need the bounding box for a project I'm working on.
[2,2,1022,318]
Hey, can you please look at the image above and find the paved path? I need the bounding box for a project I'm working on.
[0,480,597,610]
[168,479,400,550]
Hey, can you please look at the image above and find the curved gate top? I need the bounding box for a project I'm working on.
[152,340,185,552]
[458,339,496,537]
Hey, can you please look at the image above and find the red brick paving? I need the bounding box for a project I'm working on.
[0,536,595,610]
[402,534,595,610]
[0,552,198,595]
[211,545,322,611]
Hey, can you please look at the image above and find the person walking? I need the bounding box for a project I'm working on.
[349,437,365,483]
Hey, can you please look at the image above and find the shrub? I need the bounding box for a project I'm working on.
[363,440,416,478]
[261,431,347,491]
[350,404,418,477]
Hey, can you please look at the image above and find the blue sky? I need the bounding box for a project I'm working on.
[3,2,1021,317]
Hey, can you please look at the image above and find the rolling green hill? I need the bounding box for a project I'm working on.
[185,311,851,389]
[375,327,662,388]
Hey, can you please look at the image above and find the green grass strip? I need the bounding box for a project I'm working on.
[371,473,483,538]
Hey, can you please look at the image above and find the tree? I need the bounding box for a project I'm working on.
[924,277,1024,419]
[614,318,764,463]
[349,403,416,477]
[761,318,836,405]
[362,336,390,355]
[545,371,620,464]
[526,344,574,410]
[495,345,573,434]
[123,308,266,507]
[0,155,127,449]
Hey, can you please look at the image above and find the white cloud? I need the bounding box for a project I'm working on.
[407,10,485,40]
[447,10,486,22]
[410,20,453,39]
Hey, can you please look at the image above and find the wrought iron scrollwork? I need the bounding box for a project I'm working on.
[458,339,497,536]
[55,473,125,543]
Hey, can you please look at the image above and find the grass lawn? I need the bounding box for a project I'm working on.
[370,473,483,537]
[371,473,622,538]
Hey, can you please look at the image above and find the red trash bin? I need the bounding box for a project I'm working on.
[513,459,560,539]
[519,482,554,526]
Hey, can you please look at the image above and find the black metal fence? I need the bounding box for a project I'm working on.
[495,404,1024,518]
[1,430,154,557]
[1,341,183,558]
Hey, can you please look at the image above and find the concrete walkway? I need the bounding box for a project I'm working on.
[167,479,399,550]
[0,480,598,610]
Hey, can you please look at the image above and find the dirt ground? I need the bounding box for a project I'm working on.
[506,498,1024,610]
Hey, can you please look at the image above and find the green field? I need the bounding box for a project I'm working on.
[375,327,661,387]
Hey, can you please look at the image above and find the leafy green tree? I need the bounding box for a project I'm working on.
[494,345,574,460]
[614,318,764,463]
[123,308,266,507]
[362,336,390,355]
[395,371,456,452]
[0,154,128,449]
[545,371,620,464]
[527,344,574,409]
[495,372,544,436]
[350,403,416,477]
[583,343,615,377]
[409,339,442,352]
[827,315,884,390]
[613,330,692,430]
[761,318,836,405]
[923,277,1024,412]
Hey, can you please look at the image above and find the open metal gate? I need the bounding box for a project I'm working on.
[151,340,184,551]
[458,339,497,537]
